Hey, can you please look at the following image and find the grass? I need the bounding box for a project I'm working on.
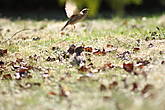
[0,13,165,110]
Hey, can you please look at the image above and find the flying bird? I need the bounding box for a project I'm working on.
[61,0,88,31]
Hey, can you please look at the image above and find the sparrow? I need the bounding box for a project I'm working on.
[61,0,88,31]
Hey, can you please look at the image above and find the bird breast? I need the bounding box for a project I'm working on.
[69,14,86,25]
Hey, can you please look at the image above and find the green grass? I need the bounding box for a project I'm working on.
[0,14,165,110]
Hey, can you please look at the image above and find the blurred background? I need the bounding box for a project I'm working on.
[0,0,164,19]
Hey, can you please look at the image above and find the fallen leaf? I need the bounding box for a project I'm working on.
[46,56,56,61]
[145,37,150,41]
[93,49,106,56]
[161,61,165,64]
[133,47,140,52]
[60,31,65,35]
[131,82,138,91]
[1,91,7,95]
[0,49,7,57]
[84,47,93,52]
[70,55,86,66]
[14,64,33,79]
[26,75,33,79]
[6,29,10,32]
[17,67,29,73]
[141,84,154,94]
[29,54,40,61]
[33,82,41,86]
[100,84,107,91]
[32,37,40,41]
[78,66,89,73]
[75,46,84,56]
[103,63,114,69]
[160,51,165,55]
[67,44,76,54]
[0,61,4,67]
[14,72,32,80]
[2,74,12,80]
[16,58,23,63]
[117,51,131,60]
[48,91,57,96]
[103,96,111,101]
[0,71,3,76]
[109,81,118,89]
[106,44,114,48]
[150,31,157,37]
[52,46,59,51]
[136,60,150,66]
[123,62,134,73]
[148,43,154,48]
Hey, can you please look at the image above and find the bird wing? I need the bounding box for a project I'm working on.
[65,0,79,18]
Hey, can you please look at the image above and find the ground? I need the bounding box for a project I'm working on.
[0,14,165,110]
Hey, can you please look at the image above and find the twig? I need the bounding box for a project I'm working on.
[1,28,31,43]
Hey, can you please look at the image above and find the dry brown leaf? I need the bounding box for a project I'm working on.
[109,81,118,89]
[100,84,107,91]
[93,49,106,56]
[84,47,93,52]
[78,66,89,73]
[141,84,154,94]
[0,49,7,57]
[2,74,12,80]
[48,91,57,96]
[123,63,134,73]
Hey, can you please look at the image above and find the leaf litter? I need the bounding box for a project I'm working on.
[0,17,165,110]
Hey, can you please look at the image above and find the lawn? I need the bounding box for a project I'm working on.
[0,14,165,110]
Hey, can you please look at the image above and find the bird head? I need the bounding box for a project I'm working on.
[80,8,89,15]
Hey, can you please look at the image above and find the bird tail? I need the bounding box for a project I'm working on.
[61,22,69,31]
